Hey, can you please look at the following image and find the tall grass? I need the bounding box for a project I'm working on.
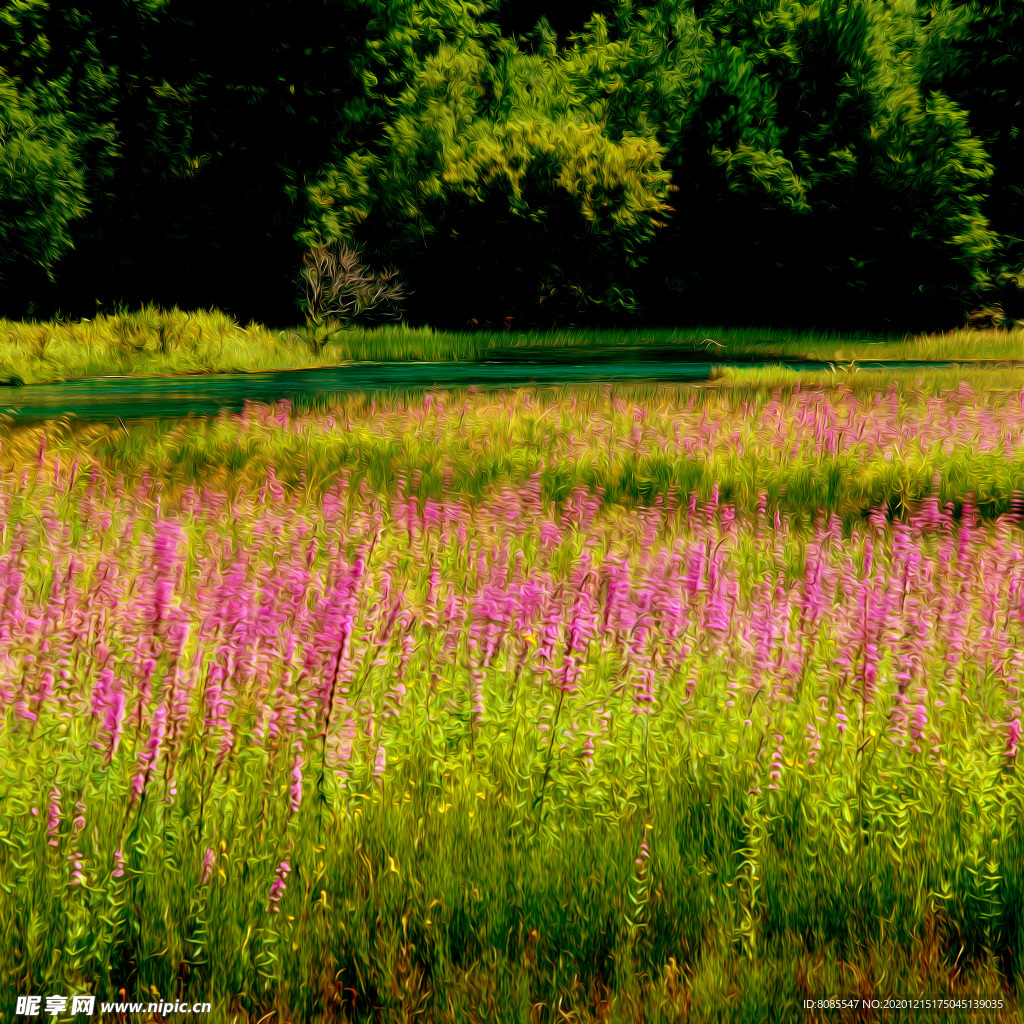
[1,408,1022,1021]
[3,305,1024,383]
[6,377,1024,527]
[2,384,1024,1020]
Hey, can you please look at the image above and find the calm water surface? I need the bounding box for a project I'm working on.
[0,355,990,422]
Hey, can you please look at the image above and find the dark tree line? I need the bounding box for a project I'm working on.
[0,0,1020,332]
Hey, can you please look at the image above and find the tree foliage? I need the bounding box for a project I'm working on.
[0,70,89,289]
[565,0,1000,328]
[919,0,1024,319]
[0,0,1020,330]
[300,0,674,325]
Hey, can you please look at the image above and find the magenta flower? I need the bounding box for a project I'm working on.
[768,734,784,790]
[289,748,304,814]
[131,705,167,799]
[102,686,126,761]
[201,848,216,884]
[632,664,656,714]
[268,860,291,912]
[805,721,821,767]
[835,704,848,736]
[67,851,85,886]
[46,788,62,847]
[636,836,650,870]
[581,734,595,769]
[1007,718,1021,762]
[910,702,928,753]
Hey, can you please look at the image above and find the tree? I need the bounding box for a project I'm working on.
[0,70,90,306]
[0,0,161,316]
[0,0,374,324]
[301,0,674,327]
[0,0,1013,330]
[919,0,1024,321]
[575,0,1000,330]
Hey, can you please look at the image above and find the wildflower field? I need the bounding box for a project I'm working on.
[3,379,1024,1022]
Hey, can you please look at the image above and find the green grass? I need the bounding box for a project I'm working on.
[4,382,1024,1021]
[4,304,1024,384]
[709,362,1024,395]
[7,374,1024,529]
[2,391,1023,1021]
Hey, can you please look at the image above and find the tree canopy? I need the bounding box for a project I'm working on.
[0,0,1019,330]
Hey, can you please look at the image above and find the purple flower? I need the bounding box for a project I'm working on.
[201,848,215,884]
[768,734,784,790]
[102,686,126,761]
[1007,718,1021,762]
[835,704,848,736]
[46,788,62,847]
[67,851,85,886]
[289,748,303,814]
[636,836,650,869]
[268,860,291,912]
[131,705,167,799]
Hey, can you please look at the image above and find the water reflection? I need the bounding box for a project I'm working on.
[0,356,967,423]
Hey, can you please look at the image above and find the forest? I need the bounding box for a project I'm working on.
[0,0,1020,333]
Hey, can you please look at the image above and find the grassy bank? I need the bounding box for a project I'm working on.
[3,305,1024,384]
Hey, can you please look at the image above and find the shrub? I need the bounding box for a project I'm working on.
[296,243,406,336]
[966,305,1007,330]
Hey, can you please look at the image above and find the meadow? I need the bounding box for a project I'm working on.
[2,378,1024,1021]
[3,306,1024,385]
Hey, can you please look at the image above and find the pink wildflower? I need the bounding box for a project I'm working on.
[268,860,291,912]
[201,848,216,884]
[131,705,167,799]
[67,851,85,886]
[46,788,62,847]
[835,704,848,736]
[1007,718,1022,762]
[289,747,303,814]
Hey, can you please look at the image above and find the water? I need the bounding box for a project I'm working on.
[0,356,987,422]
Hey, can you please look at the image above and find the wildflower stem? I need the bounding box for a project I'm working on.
[535,686,567,834]
[317,632,347,841]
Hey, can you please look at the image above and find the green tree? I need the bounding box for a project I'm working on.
[561,0,998,330]
[0,0,159,315]
[0,0,374,324]
[0,0,1013,330]
[301,0,674,327]
[919,0,1024,321]
[0,70,90,303]
[116,0,375,324]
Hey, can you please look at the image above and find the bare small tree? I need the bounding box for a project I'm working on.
[297,243,406,348]
[966,304,1006,330]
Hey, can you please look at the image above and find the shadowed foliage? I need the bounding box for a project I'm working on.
[0,0,1020,331]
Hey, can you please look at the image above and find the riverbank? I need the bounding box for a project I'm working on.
[3,305,1024,384]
